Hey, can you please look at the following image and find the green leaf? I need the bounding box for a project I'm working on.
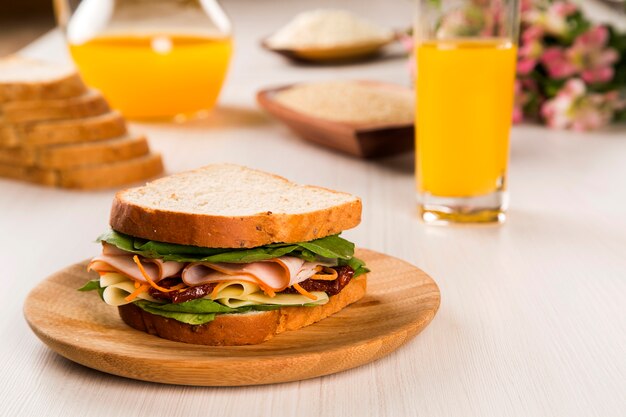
[138,298,238,314]
[78,280,106,301]
[197,245,299,263]
[134,299,284,314]
[133,299,285,325]
[134,299,217,324]
[298,235,355,259]
[141,306,216,325]
[134,238,227,257]
[295,248,319,262]
[353,266,370,277]
[339,256,370,278]
[98,230,360,264]
[247,304,282,311]
[97,229,135,252]
[78,280,101,292]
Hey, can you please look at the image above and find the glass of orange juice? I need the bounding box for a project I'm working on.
[54,0,233,120]
[414,0,520,224]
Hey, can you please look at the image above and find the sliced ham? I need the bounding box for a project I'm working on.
[88,243,184,282]
[101,243,131,256]
[90,244,329,293]
[182,256,321,291]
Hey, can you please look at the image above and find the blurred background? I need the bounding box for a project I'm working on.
[1,0,624,58]
[0,0,55,55]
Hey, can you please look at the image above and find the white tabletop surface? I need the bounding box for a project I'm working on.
[2,1,625,416]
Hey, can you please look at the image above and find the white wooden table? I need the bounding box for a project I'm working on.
[2,1,625,416]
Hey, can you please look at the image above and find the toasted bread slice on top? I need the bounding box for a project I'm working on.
[110,163,362,248]
[0,56,86,103]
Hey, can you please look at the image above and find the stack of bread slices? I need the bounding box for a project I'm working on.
[0,56,163,189]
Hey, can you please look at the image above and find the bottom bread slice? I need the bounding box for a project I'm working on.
[59,153,163,189]
[118,275,367,346]
[0,163,57,185]
[0,152,163,189]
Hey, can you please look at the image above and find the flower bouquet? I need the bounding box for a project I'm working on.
[402,0,626,131]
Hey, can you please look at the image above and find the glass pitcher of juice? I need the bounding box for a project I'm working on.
[414,0,520,224]
[54,0,233,120]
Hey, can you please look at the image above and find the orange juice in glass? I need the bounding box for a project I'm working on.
[414,0,520,224]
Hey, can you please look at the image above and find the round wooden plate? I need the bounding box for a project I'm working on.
[24,249,440,386]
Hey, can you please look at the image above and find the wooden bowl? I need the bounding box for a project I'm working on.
[261,37,395,63]
[256,81,415,158]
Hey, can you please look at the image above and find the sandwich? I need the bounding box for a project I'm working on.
[79,164,368,346]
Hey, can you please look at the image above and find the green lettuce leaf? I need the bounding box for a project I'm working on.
[77,279,105,300]
[136,302,217,325]
[298,235,355,259]
[340,256,370,278]
[134,299,281,314]
[138,298,238,314]
[78,280,101,291]
[133,299,282,325]
[98,229,363,265]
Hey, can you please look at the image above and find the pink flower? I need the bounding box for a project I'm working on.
[541,47,578,78]
[550,2,578,18]
[570,26,619,84]
[524,1,578,38]
[541,79,583,129]
[541,79,623,131]
[570,104,610,131]
[520,0,534,13]
[522,25,544,43]
[517,58,537,75]
[517,26,544,75]
[539,26,618,84]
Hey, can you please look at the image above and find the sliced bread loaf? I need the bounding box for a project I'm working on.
[0,56,86,103]
[0,134,150,169]
[0,111,127,147]
[110,163,362,248]
[1,89,110,124]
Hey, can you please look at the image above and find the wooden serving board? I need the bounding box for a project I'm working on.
[23,249,440,386]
